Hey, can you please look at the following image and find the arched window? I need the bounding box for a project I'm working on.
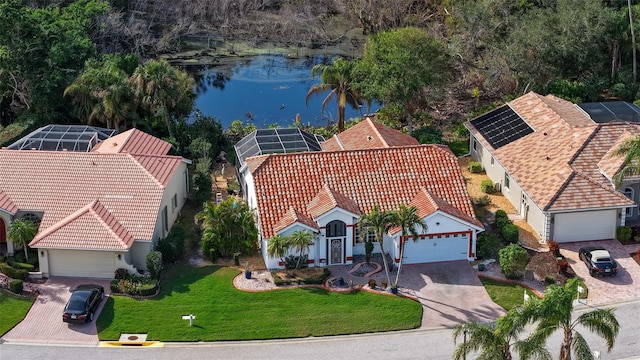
[624,187,634,217]
[325,220,346,237]
[0,218,6,242]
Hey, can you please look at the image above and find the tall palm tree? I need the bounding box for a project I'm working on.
[266,234,291,270]
[453,311,551,360]
[289,230,315,270]
[197,198,258,258]
[8,219,38,262]
[522,278,619,360]
[612,135,640,185]
[306,57,366,133]
[358,205,396,286]
[392,204,426,287]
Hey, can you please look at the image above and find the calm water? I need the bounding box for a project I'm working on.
[189,54,379,129]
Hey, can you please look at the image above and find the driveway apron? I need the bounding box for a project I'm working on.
[560,239,640,306]
[400,261,506,328]
[2,277,111,345]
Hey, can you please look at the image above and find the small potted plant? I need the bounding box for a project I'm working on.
[337,277,345,286]
[390,284,398,295]
[244,264,252,279]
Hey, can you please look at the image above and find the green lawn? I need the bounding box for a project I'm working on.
[479,277,536,311]
[0,290,34,336]
[444,139,469,157]
[97,264,422,341]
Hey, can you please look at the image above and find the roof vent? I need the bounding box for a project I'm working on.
[367,136,373,141]
[546,156,551,160]
[543,132,548,136]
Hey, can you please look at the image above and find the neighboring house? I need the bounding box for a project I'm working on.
[466,92,640,243]
[320,117,420,151]
[237,120,483,269]
[0,127,190,278]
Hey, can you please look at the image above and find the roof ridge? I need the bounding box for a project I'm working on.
[332,134,346,150]
[544,172,577,211]
[87,200,134,248]
[367,118,388,147]
[323,183,338,207]
[30,199,100,244]
[568,125,601,166]
[127,153,165,188]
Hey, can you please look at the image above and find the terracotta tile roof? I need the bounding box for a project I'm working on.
[597,131,632,180]
[0,189,18,214]
[0,149,182,246]
[131,154,184,187]
[247,145,481,238]
[92,129,172,155]
[467,92,639,212]
[321,118,419,151]
[307,183,361,218]
[273,207,319,233]
[30,200,134,250]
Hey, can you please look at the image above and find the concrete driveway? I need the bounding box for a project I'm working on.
[399,261,506,328]
[560,239,640,306]
[2,277,111,345]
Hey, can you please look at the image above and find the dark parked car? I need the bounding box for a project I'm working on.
[578,246,618,277]
[62,284,104,324]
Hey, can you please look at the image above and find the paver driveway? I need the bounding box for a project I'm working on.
[2,278,111,345]
[560,239,640,306]
[400,261,506,328]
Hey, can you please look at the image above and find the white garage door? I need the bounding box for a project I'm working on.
[48,250,116,278]
[403,234,469,264]
[554,210,616,243]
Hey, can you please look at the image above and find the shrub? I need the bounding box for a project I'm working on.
[284,254,308,270]
[380,280,388,289]
[9,279,23,294]
[158,224,185,263]
[0,253,4,263]
[114,268,129,280]
[480,179,495,193]
[556,258,569,273]
[544,275,556,284]
[495,216,512,230]
[474,195,491,206]
[146,251,163,279]
[368,279,377,289]
[110,276,158,296]
[501,224,519,243]
[365,241,374,264]
[476,233,501,259]
[499,244,529,279]
[7,260,34,271]
[0,263,29,280]
[468,161,483,173]
[495,210,508,221]
[617,226,633,244]
[110,279,120,292]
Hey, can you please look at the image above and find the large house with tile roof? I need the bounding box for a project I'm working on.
[237,120,483,269]
[466,92,640,243]
[0,128,190,278]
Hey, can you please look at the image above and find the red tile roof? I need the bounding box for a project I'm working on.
[273,207,319,233]
[30,200,134,250]
[0,148,184,250]
[466,92,637,212]
[321,118,419,151]
[0,189,18,214]
[92,128,172,155]
[247,145,481,238]
[307,183,361,218]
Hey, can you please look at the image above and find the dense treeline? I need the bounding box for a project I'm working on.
[2,0,640,137]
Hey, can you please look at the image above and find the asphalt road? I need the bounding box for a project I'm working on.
[2,300,639,360]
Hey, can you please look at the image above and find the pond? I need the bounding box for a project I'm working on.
[187,54,379,129]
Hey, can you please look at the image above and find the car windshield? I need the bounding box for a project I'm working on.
[66,299,87,311]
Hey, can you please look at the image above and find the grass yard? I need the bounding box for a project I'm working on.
[480,277,536,311]
[97,264,422,341]
[0,291,34,336]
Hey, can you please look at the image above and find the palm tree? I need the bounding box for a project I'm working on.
[612,135,640,185]
[522,278,619,360]
[266,234,291,270]
[197,198,258,258]
[358,205,396,286]
[289,230,315,270]
[392,204,426,287]
[453,312,551,360]
[8,219,38,262]
[306,57,366,133]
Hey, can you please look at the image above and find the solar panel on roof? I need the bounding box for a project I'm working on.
[470,105,534,149]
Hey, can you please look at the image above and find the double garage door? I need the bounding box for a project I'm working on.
[48,249,116,279]
[553,210,617,243]
[403,234,470,264]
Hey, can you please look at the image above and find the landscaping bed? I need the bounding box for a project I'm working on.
[271,267,330,286]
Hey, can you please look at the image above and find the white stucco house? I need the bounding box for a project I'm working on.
[236,119,483,269]
[466,92,640,243]
[0,126,190,278]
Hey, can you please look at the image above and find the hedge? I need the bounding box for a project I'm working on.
[8,260,34,272]
[468,161,483,173]
[0,263,29,280]
[501,224,520,243]
[480,179,495,193]
[9,279,23,294]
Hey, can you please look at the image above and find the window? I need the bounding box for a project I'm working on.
[491,157,494,166]
[504,173,510,190]
[472,139,477,151]
[162,206,168,232]
[184,170,189,196]
[326,220,346,237]
[624,187,634,217]
[172,194,178,212]
[354,227,375,243]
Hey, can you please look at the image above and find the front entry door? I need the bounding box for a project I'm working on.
[329,238,344,265]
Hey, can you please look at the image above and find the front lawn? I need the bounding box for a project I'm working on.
[479,277,536,311]
[0,291,34,336]
[97,264,422,341]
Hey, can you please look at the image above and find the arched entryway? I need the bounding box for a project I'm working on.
[0,217,6,242]
[326,220,346,265]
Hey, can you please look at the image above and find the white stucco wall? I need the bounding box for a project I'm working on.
[152,162,189,244]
